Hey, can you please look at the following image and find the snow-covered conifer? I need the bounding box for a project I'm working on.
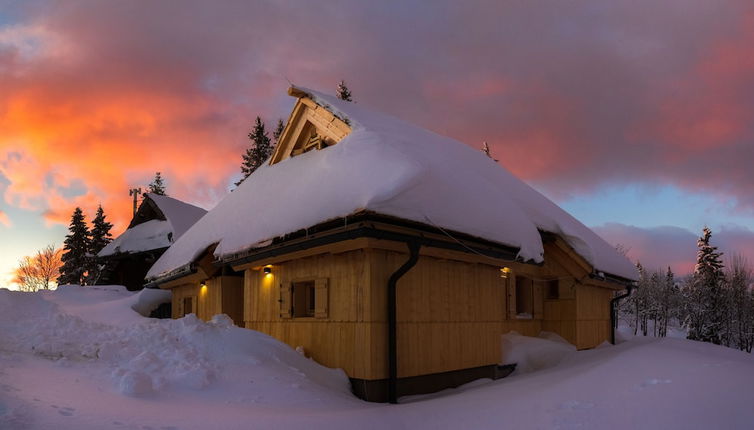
[87,205,114,284]
[58,207,91,286]
[685,227,725,344]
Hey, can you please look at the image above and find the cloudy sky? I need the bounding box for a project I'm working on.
[1,0,753,287]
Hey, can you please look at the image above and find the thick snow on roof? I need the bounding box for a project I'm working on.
[148,87,636,281]
[99,194,207,257]
[146,193,208,239]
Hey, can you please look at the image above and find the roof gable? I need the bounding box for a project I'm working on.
[269,88,352,165]
[99,194,207,257]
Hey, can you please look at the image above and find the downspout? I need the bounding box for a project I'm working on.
[387,240,421,404]
[610,285,633,344]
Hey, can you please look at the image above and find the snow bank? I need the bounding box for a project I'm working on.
[501,331,577,374]
[147,86,636,282]
[0,287,350,402]
[3,288,754,429]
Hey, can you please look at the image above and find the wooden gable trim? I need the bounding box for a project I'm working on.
[128,194,166,229]
[269,88,352,165]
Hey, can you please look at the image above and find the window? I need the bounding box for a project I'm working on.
[182,296,195,317]
[545,280,560,300]
[293,280,316,318]
[280,278,329,319]
[515,276,533,318]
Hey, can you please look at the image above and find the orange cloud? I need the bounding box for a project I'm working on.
[0,210,10,227]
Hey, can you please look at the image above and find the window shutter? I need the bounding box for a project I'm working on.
[314,278,329,319]
[507,276,517,319]
[279,282,292,319]
[533,281,544,319]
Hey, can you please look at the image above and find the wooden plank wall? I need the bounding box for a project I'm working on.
[240,243,617,381]
[575,284,613,349]
[367,249,542,379]
[244,249,375,379]
[171,279,229,322]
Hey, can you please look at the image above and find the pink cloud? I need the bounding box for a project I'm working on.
[0,210,10,227]
[593,223,754,276]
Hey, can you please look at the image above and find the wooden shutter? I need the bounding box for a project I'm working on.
[314,278,329,319]
[507,276,517,319]
[279,282,292,319]
[533,281,544,319]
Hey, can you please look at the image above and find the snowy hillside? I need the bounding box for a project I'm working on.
[2,286,753,429]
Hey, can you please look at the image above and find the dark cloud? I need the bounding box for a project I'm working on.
[1,0,753,227]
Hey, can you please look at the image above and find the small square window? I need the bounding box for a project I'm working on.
[293,280,316,318]
[515,276,533,318]
[545,280,560,300]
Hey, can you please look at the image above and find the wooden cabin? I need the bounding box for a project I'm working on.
[149,86,636,402]
[98,193,207,290]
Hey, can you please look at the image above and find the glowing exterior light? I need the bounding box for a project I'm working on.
[263,266,272,275]
[500,267,512,279]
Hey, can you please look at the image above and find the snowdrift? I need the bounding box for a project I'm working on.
[0,286,350,399]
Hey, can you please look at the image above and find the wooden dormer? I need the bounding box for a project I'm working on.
[269,87,352,165]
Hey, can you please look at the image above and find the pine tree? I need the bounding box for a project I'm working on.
[336,80,353,102]
[685,227,725,344]
[58,207,91,286]
[148,172,166,195]
[87,205,113,285]
[272,118,285,144]
[237,117,272,186]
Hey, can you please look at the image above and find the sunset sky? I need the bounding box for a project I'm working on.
[1,0,753,288]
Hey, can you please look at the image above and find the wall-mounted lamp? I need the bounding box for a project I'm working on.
[500,267,512,279]
[263,266,272,275]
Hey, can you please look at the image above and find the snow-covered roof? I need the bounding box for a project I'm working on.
[147,86,637,281]
[99,194,207,257]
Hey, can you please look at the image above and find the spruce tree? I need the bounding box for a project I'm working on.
[686,227,725,344]
[237,117,272,186]
[87,205,113,284]
[58,207,91,286]
[336,80,353,102]
[272,118,285,144]
[148,172,166,195]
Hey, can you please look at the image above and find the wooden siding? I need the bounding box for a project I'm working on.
[170,276,244,325]
[575,283,613,349]
[244,250,375,379]
[159,229,623,382]
[366,249,542,379]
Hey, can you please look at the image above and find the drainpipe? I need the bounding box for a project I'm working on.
[610,285,633,344]
[387,240,421,404]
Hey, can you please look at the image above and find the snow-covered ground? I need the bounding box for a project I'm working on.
[2,286,753,429]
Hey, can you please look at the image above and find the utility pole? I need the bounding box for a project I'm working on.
[129,187,142,216]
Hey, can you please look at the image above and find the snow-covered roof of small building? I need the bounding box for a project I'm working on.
[99,193,207,257]
[147,87,637,281]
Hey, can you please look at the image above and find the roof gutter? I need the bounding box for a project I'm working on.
[144,264,196,289]
[387,240,421,404]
